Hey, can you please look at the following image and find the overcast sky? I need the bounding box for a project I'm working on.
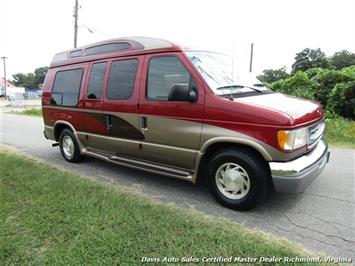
[1,0,354,78]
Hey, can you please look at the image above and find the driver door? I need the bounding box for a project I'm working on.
[138,53,204,170]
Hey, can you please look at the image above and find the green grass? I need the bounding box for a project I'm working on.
[15,108,42,117]
[325,117,355,148]
[8,108,42,117]
[0,150,328,265]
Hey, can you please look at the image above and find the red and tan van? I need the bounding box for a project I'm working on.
[42,37,330,210]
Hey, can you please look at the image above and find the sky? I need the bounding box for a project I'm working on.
[0,0,354,79]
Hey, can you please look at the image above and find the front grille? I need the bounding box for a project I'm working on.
[308,120,325,149]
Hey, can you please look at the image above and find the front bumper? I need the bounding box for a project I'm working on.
[269,139,330,193]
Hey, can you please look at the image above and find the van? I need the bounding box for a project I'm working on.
[42,37,330,210]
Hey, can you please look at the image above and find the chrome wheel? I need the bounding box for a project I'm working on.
[62,135,75,159]
[215,162,251,200]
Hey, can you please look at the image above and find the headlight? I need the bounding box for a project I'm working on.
[277,127,309,151]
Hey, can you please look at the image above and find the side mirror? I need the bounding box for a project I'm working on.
[168,83,198,102]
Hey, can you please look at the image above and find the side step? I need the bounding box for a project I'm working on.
[82,149,193,181]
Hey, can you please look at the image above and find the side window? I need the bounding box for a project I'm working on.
[85,43,130,56]
[147,56,191,100]
[107,59,138,100]
[51,68,83,106]
[87,62,106,99]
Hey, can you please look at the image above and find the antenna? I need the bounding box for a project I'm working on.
[231,41,234,83]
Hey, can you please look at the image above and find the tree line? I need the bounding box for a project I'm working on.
[258,49,355,120]
[12,67,49,89]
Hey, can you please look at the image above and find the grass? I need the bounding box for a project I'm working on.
[10,108,42,117]
[0,149,328,265]
[325,117,355,148]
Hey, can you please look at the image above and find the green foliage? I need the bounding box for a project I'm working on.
[9,108,42,117]
[261,47,355,120]
[305,67,324,79]
[330,50,355,70]
[327,81,355,119]
[270,67,355,119]
[271,71,318,100]
[291,48,332,73]
[257,67,289,84]
[11,66,49,89]
[12,73,27,87]
[34,66,49,84]
[312,68,351,106]
[339,65,355,79]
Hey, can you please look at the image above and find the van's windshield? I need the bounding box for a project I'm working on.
[185,51,272,97]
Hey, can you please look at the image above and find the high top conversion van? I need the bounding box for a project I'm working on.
[42,37,330,210]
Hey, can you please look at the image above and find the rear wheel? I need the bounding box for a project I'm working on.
[59,128,83,163]
[207,148,268,211]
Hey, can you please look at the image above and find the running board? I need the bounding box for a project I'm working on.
[82,149,194,181]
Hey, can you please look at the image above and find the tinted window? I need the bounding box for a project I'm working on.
[107,59,138,100]
[52,52,67,62]
[51,68,83,106]
[70,50,82,58]
[147,56,190,100]
[86,43,130,56]
[87,62,106,99]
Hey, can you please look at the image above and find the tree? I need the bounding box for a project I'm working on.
[257,67,289,84]
[23,73,37,88]
[34,66,49,84]
[11,66,49,88]
[12,73,27,87]
[291,48,332,73]
[330,50,355,70]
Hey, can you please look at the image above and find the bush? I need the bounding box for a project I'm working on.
[269,66,355,120]
[312,69,351,106]
[271,72,318,100]
[327,81,355,119]
[339,65,355,79]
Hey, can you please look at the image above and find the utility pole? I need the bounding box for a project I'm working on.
[73,0,79,48]
[249,43,254,73]
[1,56,7,98]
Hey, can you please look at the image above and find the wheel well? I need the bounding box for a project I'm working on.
[196,142,271,183]
[54,124,71,141]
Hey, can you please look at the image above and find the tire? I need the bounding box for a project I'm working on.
[59,128,83,163]
[207,148,268,211]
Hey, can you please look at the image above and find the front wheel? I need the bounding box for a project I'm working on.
[59,128,83,163]
[207,148,268,211]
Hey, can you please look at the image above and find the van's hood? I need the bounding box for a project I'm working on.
[237,93,323,125]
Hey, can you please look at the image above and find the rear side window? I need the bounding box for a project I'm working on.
[86,43,130,56]
[107,59,138,100]
[51,68,83,106]
[87,62,107,99]
[147,56,191,100]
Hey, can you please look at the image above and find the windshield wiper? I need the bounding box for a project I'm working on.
[216,84,264,93]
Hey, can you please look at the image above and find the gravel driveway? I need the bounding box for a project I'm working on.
[0,111,354,259]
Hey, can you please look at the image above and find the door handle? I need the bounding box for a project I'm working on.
[105,115,112,131]
[140,117,148,130]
